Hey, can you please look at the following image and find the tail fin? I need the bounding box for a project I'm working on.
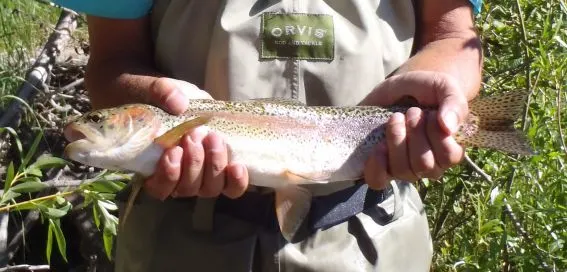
[457,90,535,155]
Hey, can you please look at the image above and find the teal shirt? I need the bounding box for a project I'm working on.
[52,0,482,19]
[52,0,152,19]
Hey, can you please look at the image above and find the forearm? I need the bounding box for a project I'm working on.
[84,15,165,110]
[397,37,482,100]
[85,58,164,110]
[396,0,482,100]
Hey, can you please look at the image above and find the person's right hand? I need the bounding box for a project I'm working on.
[142,77,250,200]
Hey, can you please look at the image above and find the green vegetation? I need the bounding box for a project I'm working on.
[0,0,58,100]
[425,0,567,270]
[0,0,566,271]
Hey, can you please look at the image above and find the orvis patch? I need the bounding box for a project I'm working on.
[260,13,334,61]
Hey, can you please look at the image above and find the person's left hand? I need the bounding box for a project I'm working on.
[359,71,472,190]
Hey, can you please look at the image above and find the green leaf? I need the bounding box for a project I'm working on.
[0,190,21,205]
[12,200,39,211]
[58,201,73,214]
[28,155,68,170]
[88,180,126,193]
[46,219,54,264]
[10,181,48,193]
[92,204,101,229]
[3,162,15,191]
[23,167,43,177]
[44,207,68,218]
[480,219,504,236]
[0,127,23,163]
[104,219,117,236]
[103,230,114,260]
[98,199,118,211]
[17,176,42,183]
[21,131,43,171]
[50,219,68,262]
[55,196,66,205]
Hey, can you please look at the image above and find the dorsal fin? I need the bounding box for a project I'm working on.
[248,98,305,106]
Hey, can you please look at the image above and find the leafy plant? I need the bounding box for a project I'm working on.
[425,0,567,270]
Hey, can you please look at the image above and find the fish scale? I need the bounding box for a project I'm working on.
[63,91,534,241]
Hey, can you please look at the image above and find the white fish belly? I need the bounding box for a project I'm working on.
[224,133,361,188]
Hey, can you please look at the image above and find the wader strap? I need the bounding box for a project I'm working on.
[215,181,399,232]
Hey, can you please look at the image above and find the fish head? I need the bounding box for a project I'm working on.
[63,104,162,170]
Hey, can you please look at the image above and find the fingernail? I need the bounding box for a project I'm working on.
[164,89,188,115]
[232,164,244,180]
[166,147,182,167]
[442,111,459,134]
[377,142,388,154]
[207,133,224,152]
[190,126,208,144]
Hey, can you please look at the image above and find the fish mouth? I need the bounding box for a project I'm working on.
[63,123,103,160]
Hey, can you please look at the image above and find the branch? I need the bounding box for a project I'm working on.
[0,211,8,259]
[0,210,41,266]
[556,84,566,155]
[0,264,50,272]
[0,9,78,128]
[465,151,552,271]
[464,154,492,182]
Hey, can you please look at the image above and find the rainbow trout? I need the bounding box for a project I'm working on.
[63,91,533,240]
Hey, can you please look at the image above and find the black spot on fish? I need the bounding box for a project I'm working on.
[88,113,103,123]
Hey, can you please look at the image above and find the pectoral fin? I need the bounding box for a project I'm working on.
[120,174,145,231]
[275,186,312,241]
[283,170,330,184]
[154,116,211,148]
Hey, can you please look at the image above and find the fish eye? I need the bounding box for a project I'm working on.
[87,113,103,123]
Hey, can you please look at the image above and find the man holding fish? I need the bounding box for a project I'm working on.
[54,0,494,271]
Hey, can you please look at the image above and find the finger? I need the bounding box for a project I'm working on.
[169,78,213,100]
[143,146,183,200]
[148,78,213,115]
[406,107,440,179]
[148,78,189,115]
[361,71,444,106]
[173,133,205,197]
[386,112,417,181]
[222,163,249,199]
[364,143,392,190]
[199,132,228,198]
[435,79,469,135]
[426,110,465,170]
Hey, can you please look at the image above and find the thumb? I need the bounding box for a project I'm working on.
[436,79,469,135]
[149,78,213,115]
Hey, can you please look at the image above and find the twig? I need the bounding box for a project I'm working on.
[48,98,72,112]
[0,191,76,213]
[465,149,552,270]
[0,210,41,266]
[503,201,551,271]
[556,84,566,155]
[464,154,492,182]
[0,9,78,128]
[432,179,465,240]
[0,208,8,256]
[514,0,532,93]
[0,264,50,272]
[58,77,84,92]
